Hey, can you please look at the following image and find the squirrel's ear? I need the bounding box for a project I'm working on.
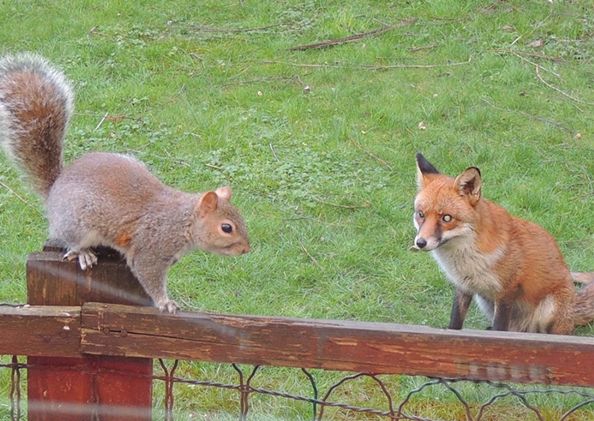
[455,167,482,205]
[196,191,218,217]
[215,186,232,201]
[416,153,440,190]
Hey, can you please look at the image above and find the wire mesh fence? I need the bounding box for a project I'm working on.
[2,355,594,420]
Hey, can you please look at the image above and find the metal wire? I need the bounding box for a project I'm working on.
[154,362,594,420]
[8,356,21,421]
[3,356,594,420]
[158,358,179,421]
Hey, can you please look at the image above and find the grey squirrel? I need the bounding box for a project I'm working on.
[0,53,250,313]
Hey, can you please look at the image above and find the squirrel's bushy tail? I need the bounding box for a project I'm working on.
[574,283,594,327]
[0,53,73,198]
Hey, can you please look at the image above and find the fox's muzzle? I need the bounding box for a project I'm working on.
[412,233,441,251]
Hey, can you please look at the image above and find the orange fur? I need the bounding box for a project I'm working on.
[115,231,132,248]
[413,154,591,334]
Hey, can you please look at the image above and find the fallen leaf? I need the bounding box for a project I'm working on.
[528,39,544,48]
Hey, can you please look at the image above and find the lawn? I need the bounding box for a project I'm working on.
[0,0,593,419]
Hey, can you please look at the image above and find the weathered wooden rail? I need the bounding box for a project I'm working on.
[3,302,594,388]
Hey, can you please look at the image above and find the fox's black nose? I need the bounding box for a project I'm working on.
[416,238,427,249]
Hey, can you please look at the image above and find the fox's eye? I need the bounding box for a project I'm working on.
[417,210,425,218]
[221,223,233,233]
[442,214,453,223]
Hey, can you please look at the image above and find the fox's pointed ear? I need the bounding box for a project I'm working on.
[416,153,440,190]
[455,167,482,205]
[215,186,232,201]
[196,191,218,217]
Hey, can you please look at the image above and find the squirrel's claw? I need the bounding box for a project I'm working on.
[79,250,98,270]
[63,249,97,271]
[63,250,78,262]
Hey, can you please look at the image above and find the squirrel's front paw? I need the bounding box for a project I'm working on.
[63,249,98,271]
[158,299,179,314]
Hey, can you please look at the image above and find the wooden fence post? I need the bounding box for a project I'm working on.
[27,244,154,420]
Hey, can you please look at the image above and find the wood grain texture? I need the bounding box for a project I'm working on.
[27,246,153,306]
[81,303,594,388]
[0,305,80,357]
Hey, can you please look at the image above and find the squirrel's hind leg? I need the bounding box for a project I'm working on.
[63,248,98,271]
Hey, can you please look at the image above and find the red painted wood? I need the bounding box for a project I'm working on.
[27,247,153,420]
[27,356,152,420]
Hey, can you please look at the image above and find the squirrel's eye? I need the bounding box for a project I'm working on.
[442,214,453,223]
[417,210,425,218]
[221,223,233,234]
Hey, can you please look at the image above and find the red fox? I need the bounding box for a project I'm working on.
[412,153,594,334]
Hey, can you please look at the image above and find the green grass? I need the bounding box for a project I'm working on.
[0,0,593,419]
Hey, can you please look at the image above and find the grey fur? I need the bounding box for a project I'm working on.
[0,54,250,313]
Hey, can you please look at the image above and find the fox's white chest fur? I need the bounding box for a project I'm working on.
[431,237,503,300]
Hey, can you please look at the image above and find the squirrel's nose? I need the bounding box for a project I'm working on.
[241,243,250,254]
[416,238,427,249]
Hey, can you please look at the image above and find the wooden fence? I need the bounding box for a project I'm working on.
[1,246,594,420]
[5,303,594,387]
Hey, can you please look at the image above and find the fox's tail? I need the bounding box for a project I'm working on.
[574,282,594,327]
[0,53,73,198]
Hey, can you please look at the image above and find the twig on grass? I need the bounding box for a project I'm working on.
[509,35,522,47]
[501,50,561,78]
[204,163,224,171]
[349,139,393,170]
[269,143,279,161]
[161,149,192,168]
[311,197,370,210]
[535,65,592,109]
[284,216,315,222]
[128,149,192,169]
[362,56,472,70]
[480,97,571,133]
[288,19,416,51]
[298,239,320,267]
[409,44,438,53]
[0,179,42,215]
[94,112,109,131]
[515,50,563,63]
[191,23,283,34]
[261,56,472,71]
[222,75,304,87]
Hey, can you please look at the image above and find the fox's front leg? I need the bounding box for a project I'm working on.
[449,289,473,330]
[492,300,512,331]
